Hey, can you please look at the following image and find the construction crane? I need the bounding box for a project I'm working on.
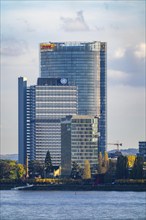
[107,142,122,151]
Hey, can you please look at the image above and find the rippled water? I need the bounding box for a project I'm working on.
[0,190,146,220]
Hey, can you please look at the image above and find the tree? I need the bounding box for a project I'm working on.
[45,150,53,176]
[29,160,44,178]
[97,152,108,174]
[70,161,83,179]
[116,155,128,179]
[8,161,17,180]
[16,164,26,179]
[131,156,143,179]
[104,159,117,183]
[0,160,26,180]
[104,151,109,172]
[83,160,91,180]
[127,155,136,168]
[98,152,103,174]
[0,160,11,179]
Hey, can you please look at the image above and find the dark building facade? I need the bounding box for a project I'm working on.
[139,141,146,161]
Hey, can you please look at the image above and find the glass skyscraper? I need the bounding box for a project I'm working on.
[40,41,107,154]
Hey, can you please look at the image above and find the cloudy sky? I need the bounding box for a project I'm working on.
[1,0,145,154]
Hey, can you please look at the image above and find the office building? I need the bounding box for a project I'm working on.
[139,141,146,161]
[18,77,27,164]
[18,77,78,166]
[40,41,107,154]
[61,115,99,176]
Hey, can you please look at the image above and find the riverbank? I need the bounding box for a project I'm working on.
[1,183,146,191]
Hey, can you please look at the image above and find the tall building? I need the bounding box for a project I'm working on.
[40,41,107,154]
[61,115,99,176]
[18,77,27,164]
[18,77,78,166]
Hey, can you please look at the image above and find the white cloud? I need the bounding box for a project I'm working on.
[109,44,145,87]
[108,69,129,81]
[114,48,126,58]
[134,43,146,59]
[61,11,89,32]
[1,38,28,56]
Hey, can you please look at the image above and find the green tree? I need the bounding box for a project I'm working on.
[70,161,83,179]
[8,161,17,180]
[0,160,26,180]
[116,155,128,179]
[45,150,53,176]
[29,160,44,178]
[131,156,143,179]
[0,160,11,179]
[104,159,117,183]
[83,160,91,179]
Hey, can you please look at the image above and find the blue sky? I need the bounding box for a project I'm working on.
[1,0,146,154]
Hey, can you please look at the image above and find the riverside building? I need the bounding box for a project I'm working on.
[18,77,77,166]
[61,115,99,176]
[40,41,107,154]
[139,141,146,161]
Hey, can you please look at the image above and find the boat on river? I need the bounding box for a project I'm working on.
[12,184,33,190]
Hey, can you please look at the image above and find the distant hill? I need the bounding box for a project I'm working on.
[0,149,139,161]
[0,154,18,161]
[108,148,138,156]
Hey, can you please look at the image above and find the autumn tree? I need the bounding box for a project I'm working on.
[83,160,91,179]
[16,164,26,179]
[98,152,103,174]
[127,155,136,168]
[0,160,26,180]
[98,152,109,174]
[8,161,17,180]
[104,151,109,172]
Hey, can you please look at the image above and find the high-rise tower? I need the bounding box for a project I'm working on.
[40,41,107,153]
[18,77,78,166]
[18,77,27,164]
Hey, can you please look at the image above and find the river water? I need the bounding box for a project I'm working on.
[0,190,145,220]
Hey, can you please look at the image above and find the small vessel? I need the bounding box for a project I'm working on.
[12,184,33,190]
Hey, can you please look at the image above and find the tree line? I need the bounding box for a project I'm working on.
[0,150,144,181]
[0,160,26,180]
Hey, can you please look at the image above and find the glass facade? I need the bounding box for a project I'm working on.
[61,115,98,176]
[139,141,146,161]
[40,41,107,154]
